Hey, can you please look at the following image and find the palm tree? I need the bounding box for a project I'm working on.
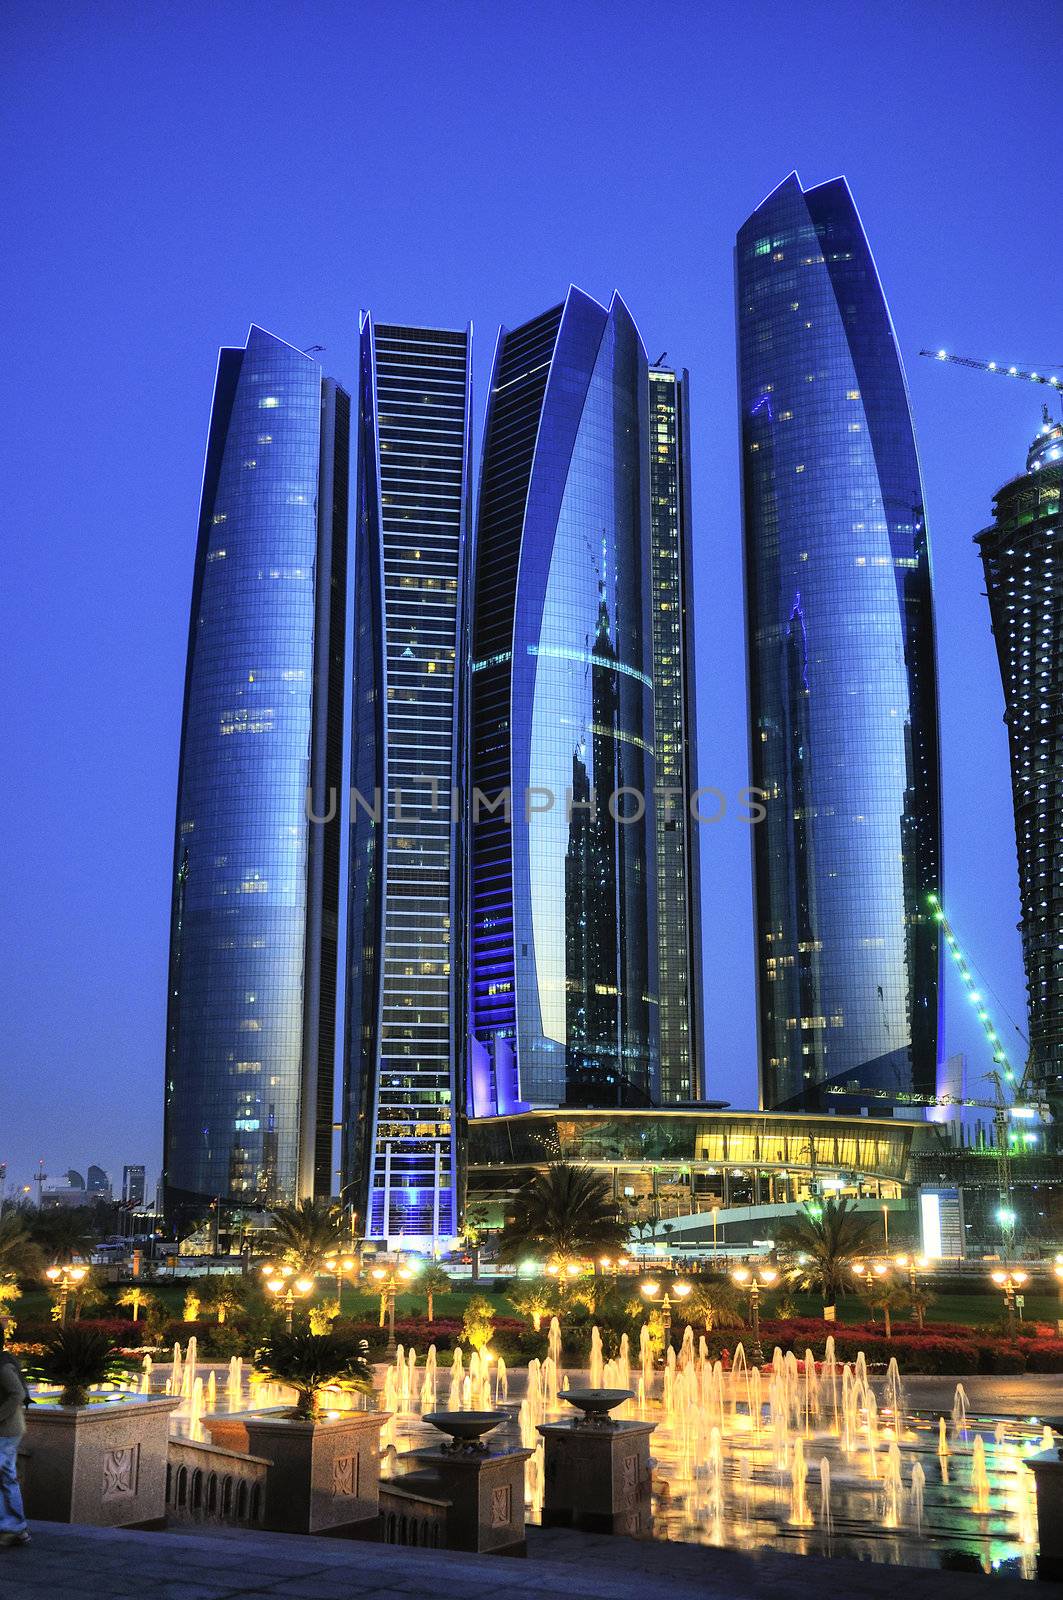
[497,1164,629,1267]
[199,1274,244,1325]
[419,1265,451,1323]
[263,1199,342,1276]
[25,1325,128,1407]
[860,1276,911,1340]
[683,1277,744,1333]
[506,1278,562,1333]
[0,1212,43,1300]
[776,1198,876,1312]
[253,1330,372,1421]
[29,1208,97,1266]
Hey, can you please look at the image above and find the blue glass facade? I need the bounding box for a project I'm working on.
[470,289,659,1114]
[737,176,942,1112]
[164,327,348,1214]
[343,318,472,1246]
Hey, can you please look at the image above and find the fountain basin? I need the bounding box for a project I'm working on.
[561,1388,634,1428]
[422,1409,508,1453]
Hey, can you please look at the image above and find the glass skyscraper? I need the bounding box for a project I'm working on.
[736,175,942,1113]
[976,414,1063,1131]
[469,288,659,1115]
[343,317,472,1247]
[164,327,348,1217]
[649,363,704,1103]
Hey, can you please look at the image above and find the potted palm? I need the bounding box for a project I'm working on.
[203,1330,387,1536]
[19,1324,177,1527]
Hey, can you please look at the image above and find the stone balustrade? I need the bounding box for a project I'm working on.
[165,1436,269,1528]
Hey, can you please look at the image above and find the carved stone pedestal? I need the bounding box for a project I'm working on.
[537,1418,656,1536]
[1028,1446,1063,1580]
[204,1409,388,1537]
[404,1443,532,1555]
[20,1397,179,1529]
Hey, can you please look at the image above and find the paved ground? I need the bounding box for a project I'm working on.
[0,1522,1037,1600]
[898,1375,1062,1421]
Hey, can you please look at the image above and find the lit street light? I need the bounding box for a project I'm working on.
[639,1276,692,1351]
[322,1252,359,1313]
[731,1265,777,1365]
[45,1262,87,1327]
[261,1263,315,1333]
[990,1268,1027,1339]
[894,1253,930,1329]
[370,1262,413,1354]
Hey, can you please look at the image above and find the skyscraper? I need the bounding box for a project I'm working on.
[122,1164,146,1207]
[648,363,704,1103]
[976,413,1063,1130]
[736,175,941,1113]
[468,288,658,1115]
[343,317,472,1247]
[164,327,348,1218]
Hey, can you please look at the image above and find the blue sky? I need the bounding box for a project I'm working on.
[1,0,1058,1196]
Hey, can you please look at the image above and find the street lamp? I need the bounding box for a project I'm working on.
[45,1263,87,1327]
[640,1277,692,1352]
[894,1253,930,1329]
[731,1265,777,1365]
[370,1262,413,1354]
[322,1252,359,1313]
[261,1263,315,1333]
[990,1268,1027,1338]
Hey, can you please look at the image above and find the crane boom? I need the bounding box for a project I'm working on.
[920,349,1062,390]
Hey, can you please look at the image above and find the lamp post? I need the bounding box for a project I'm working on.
[261,1264,315,1333]
[640,1277,692,1354]
[894,1253,930,1329]
[370,1262,413,1354]
[322,1252,359,1314]
[990,1268,1027,1339]
[45,1262,88,1327]
[731,1265,777,1365]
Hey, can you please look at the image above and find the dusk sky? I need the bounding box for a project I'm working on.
[2,1,1059,1197]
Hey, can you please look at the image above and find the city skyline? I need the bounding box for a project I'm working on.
[3,4,1057,1190]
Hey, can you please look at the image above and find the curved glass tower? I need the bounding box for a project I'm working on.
[737,175,941,1112]
[164,327,348,1217]
[469,288,659,1114]
[343,317,472,1247]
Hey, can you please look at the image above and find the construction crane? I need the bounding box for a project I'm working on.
[920,348,1063,412]
[827,894,1046,1238]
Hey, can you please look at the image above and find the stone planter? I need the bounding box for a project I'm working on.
[19,1396,179,1529]
[204,1408,389,1536]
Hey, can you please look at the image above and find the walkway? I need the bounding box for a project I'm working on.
[0,1521,1035,1600]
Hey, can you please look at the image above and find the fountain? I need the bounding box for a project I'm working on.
[911,1460,926,1535]
[972,1434,991,1514]
[819,1457,832,1538]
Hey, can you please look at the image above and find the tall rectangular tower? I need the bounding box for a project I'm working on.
[164,327,348,1222]
[344,317,472,1247]
[976,416,1063,1132]
[737,174,942,1113]
[648,364,704,1102]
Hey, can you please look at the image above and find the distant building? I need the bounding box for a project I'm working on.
[164,327,349,1219]
[87,1165,111,1197]
[122,1164,146,1207]
[736,173,942,1114]
[648,363,704,1103]
[976,414,1063,1133]
[65,1169,85,1190]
